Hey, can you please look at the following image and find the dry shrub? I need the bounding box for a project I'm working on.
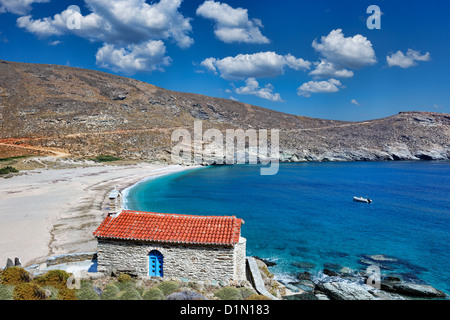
[13,283,47,300]
[0,267,31,285]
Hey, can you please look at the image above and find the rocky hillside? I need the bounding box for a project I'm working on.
[1,60,449,163]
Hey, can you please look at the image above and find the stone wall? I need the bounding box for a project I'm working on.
[234,237,246,281]
[97,239,246,282]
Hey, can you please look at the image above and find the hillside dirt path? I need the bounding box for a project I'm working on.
[0,127,181,158]
[0,122,373,158]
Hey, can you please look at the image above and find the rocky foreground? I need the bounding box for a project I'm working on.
[256,255,448,300]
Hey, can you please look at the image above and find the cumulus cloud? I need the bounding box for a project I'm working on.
[196,0,269,44]
[386,49,431,68]
[312,29,377,69]
[297,78,343,97]
[309,59,354,79]
[0,0,49,15]
[95,40,171,75]
[17,0,193,47]
[235,78,283,102]
[201,51,311,80]
[15,0,193,74]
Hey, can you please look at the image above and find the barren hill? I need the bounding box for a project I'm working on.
[1,60,449,163]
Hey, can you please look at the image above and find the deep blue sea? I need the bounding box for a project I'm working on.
[125,162,450,295]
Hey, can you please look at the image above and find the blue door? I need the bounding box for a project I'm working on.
[149,250,163,277]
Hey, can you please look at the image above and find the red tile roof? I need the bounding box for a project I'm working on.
[93,210,244,246]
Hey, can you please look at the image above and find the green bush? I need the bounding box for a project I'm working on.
[239,287,257,300]
[166,290,206,300]
[142,287,165,300]
[76,281,100,300]
[214,286,243,300]
[13,283,47,300]
[101,283,120,300]
[118,288,141,300]
[34,269,71,289]
[0,284,14,300]
[245,294,272,300]
[157,281,180,296]
[57,288,77,300]
[117,273,132,283]
[0,267,30,285]
[114,279,135,292]
[91,155,121,162]
[0,166,19,175]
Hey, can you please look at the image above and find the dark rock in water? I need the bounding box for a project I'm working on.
[326,251,349,258]
[359,258,393,270]
[382,275,403,282]
[5,258,14,269]
[296,271,312,281]
[392,283,446,298]
[323,269,339,277]
[14,257,21,267]
[362,254,398,262]
[323,263,341,271]
[293,280,316,292]
[253,256,276,267]
[291,261,316,270]
[283,292,318,300]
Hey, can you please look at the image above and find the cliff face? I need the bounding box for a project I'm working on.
[0,60,449,163]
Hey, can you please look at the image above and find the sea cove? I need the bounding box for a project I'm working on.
[125,161,450,296]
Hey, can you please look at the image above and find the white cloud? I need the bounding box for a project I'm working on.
[95,40,172,75]
[386,49,431,68]
[201,51,311,80]
[196,0,269,44]
[312,29,377,69]
[200,57,218,74]
[15,0,193,74]
[351,99,360,106]
[309,59,354,79]
[284,54,312,71]
[17,0,193,47]
[0,0,49,15]
[297,78,343,97]
[48,40,62,46]
[235,78,283,102]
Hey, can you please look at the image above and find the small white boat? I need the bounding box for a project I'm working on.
[353,196,372,203]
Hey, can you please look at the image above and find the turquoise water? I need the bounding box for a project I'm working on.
[125,162,450,294]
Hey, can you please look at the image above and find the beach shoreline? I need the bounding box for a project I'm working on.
[0,160,199,267]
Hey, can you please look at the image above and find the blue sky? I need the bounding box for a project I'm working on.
[0,0,449,121]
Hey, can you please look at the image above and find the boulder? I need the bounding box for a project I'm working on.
[296,271,312,281]
[283,292,318,300]
[323,269,339,277]
[291,261,315,270]
[392,283,446,298]
[316,281,377,300]
[5,258,13,269]
[294,280,315,292]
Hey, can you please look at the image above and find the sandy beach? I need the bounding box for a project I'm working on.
[0,160,197,267]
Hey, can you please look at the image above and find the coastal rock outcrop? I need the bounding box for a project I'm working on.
[381,281,446,298]
[316,281,377,300]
